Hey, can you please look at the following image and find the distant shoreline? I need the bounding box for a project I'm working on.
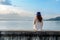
[44,16,60,21]
[0,19,60,21]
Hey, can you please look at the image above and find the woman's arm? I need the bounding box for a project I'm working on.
[41,20,43,27]
[34,16,37,25]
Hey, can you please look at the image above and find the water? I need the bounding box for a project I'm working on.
[0,20,60,31]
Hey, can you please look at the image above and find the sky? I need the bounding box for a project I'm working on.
[0,0,60,19]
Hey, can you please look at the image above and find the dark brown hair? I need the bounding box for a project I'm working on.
[36,12,42,22]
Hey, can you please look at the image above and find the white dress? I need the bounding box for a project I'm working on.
[33,20,43,31]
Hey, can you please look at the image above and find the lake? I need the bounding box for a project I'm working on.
[0,20,60,31]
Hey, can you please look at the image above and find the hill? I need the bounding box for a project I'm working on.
[45,16,60,21]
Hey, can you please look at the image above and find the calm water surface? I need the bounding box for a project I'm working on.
[0,21,60,31]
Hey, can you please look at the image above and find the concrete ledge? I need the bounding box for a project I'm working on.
[0,31,60,40]
[0,31,60,36]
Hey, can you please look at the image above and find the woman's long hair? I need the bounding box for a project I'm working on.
[36,12,42,22]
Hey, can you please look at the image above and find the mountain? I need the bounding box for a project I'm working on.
[45,16,60,21]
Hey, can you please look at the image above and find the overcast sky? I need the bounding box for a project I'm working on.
[0,0,60,19]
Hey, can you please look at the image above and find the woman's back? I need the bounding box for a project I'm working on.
[33,19,43,31]
[36,20,43,27]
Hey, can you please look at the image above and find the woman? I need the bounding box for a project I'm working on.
[33,12,43,31]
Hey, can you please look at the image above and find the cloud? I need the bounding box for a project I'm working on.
[0,5,34,17]
[0,0,11,5]
[56,0,59,1]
